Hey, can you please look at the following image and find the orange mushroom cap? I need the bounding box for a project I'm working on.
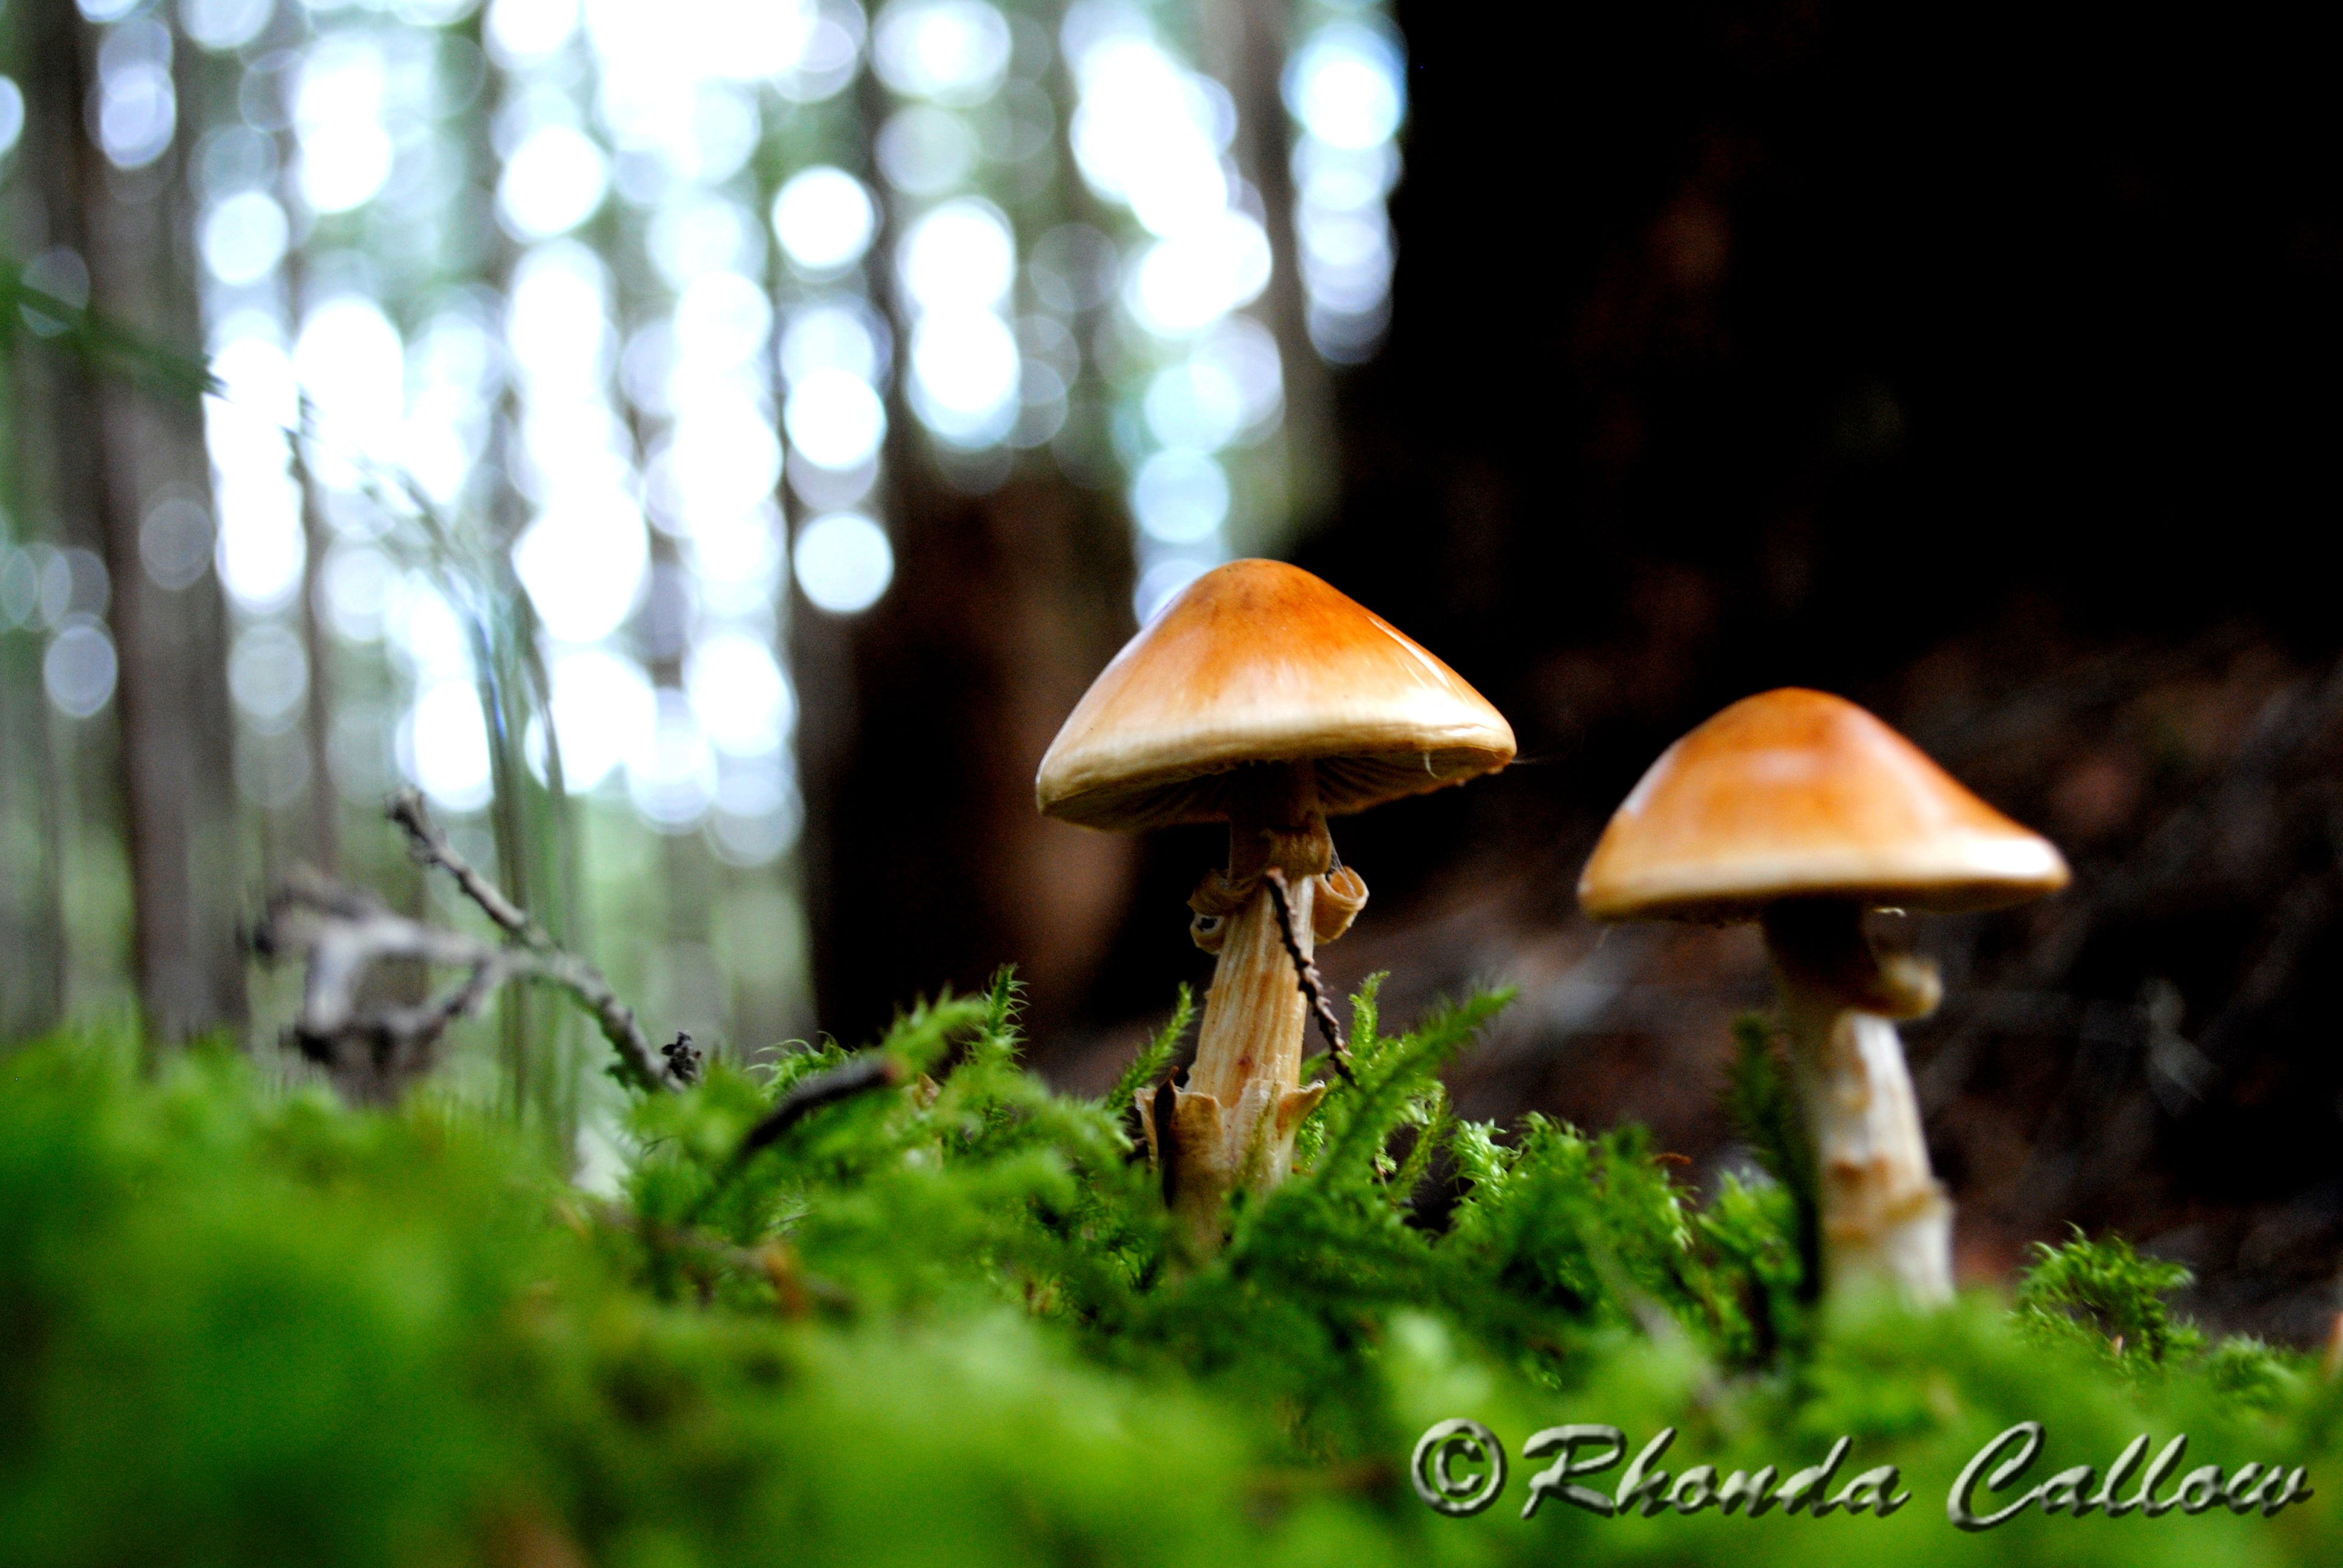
[1037,560,1516,831]
[1577,687,2069,923]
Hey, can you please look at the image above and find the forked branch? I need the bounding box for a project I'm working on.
[251,792,680,1100]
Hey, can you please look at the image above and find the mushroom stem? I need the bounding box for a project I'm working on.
[1142,763,1337,1249]
[1761,900,1954,1306]
[1188,871,1319,1105]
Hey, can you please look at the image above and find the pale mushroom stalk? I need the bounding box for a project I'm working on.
[1185,766,1328,1109]
[1159,763,1366,1246]
[1761,898,1952,1305]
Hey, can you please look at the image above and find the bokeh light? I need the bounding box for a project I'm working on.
[295,296,406,482]
[899,198,1017,310]
[200,192,290,286]
[1130,449,1229,544]
[512,495,649,644]
[772,166,878,275]
[295,36,394,214]
[909,309,1020,446]
[42,618,117,719]
[139,498,215,593]
[1126,214,1273,338]
[784,367,888,471]
[654,405,784,524]
[321,545,396,642]
[1285,22,1406,151]
[499,125,611,240]
[182,0,276,53]
[541,647,655,792]
[652,192,766,286]
[628,690,719,830]
[401,678,494,813]
[874,105,977,197]
[94,21,176,171]
[897,199,1021,447]
[793,512,893,614]
[1286,19,1407,362]
[673,270,773,368]
[873,0,1011,106]
[487,0,581,61]
[686,630,795,757]
[779,301,889,388]
[213,468,305,614]
[1144,361,1245,452]
[227,623,310,734]
[0,78,23,160]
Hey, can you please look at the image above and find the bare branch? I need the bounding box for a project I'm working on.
[388,788,534,938]
[251,869,513,1103]
[389,789,672,1094]
[516,943,673,1094]
[252,795,683,1100]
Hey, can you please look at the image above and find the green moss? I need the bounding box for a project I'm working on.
[2,986,2337,1567]
[2016,1226,2205,1367]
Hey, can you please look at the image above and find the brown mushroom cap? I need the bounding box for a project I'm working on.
[1577,687,2069,922]
[1036,559,1516,831]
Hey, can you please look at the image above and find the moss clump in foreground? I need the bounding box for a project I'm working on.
[1,978,2335,1567]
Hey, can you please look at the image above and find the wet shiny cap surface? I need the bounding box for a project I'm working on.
[1037,559,1516,831]
[1577,687,2071,921]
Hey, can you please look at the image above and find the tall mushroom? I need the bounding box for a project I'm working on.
[1038,560,1514,1244]
[1576,688,2068,1304]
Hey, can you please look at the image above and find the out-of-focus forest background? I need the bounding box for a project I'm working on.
[4,0,2340,1342]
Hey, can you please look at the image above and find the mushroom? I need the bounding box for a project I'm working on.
[1038,560,1514,1245]
[1576,688,2068,1304]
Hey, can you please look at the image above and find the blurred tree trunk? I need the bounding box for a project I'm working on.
[794,464,1138,1053]
[2,0,84,1043]
[0,94,63,1039]
[0,578,66,1040]
[19,4,244,1041]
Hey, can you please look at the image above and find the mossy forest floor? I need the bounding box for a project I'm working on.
[2,976,2335,1566]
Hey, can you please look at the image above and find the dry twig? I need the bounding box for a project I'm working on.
[249,869,505,1102]
[388,788,536,936]
[251,792,681,1100]
[1263,869,1356,1085]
